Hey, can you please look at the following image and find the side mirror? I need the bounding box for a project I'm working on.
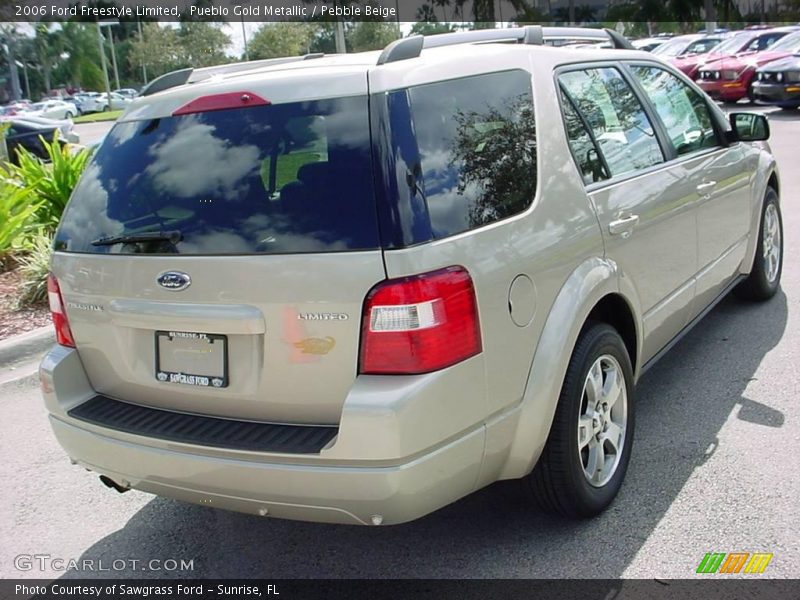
[729,112,770,142]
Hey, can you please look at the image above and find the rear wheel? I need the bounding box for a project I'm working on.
[735,188,782,301]
[527,323,635,518]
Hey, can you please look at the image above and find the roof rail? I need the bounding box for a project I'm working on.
[377,26,633,65]
[141,54,325,97]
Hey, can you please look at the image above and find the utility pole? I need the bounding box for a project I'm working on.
[704,0,717,33]
[333,0,346,54]
[137,18,148,85]
[95,22,112,107]
[108,26,120,90]
[335,20,346,54]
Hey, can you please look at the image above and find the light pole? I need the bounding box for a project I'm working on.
[95,22,112,107]
[108,26,120,90]
[97,20,120,105]
[136,17,148,85]
[240,0,250,61]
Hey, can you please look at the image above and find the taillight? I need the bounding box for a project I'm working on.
[47,274,75,348]
[359,266,482,375]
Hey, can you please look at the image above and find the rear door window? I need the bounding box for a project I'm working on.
[55,97,380,255]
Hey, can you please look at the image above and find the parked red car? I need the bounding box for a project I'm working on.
[672,27,797,79]
[697,30,800,102]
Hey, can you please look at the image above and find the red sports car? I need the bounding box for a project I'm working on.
[672,27,797,79]
[697,31,800,102]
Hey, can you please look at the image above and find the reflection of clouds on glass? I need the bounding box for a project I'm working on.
[59,163,123,248]
[145,117,261,198]
[427,181,481,236]
[178,231,254,254]
[241,213,350,252]
[316,100,371,149]
[420,148,452,181]
[108,121,139,147]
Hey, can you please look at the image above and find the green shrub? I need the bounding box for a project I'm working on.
[16,231,53,307]
[0,180,40,270]
[5,132,91,231]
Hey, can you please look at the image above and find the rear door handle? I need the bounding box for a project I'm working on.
[696,181,717,195]
[608,214,639,236]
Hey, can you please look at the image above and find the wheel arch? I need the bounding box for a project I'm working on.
[740,154,779,277]
[496,256,642,480]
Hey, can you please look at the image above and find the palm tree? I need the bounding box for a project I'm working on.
[34,24,62,95]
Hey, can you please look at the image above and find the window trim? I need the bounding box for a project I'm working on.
[558,83,610,184]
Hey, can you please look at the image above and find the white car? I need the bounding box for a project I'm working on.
[1,115,80,143]
[114,88,139,100]
[77,92,132,113]
[24,100,78,120]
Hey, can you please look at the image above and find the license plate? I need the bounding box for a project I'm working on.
[155,331,228,388]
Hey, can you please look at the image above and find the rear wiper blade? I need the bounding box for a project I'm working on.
[91,230,183,247]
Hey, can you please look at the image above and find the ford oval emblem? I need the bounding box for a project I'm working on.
[157,271,191,291]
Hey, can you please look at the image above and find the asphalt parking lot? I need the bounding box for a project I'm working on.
[2,107,799,580]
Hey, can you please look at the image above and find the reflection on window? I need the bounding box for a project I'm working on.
[55,98,380,255]
[631,66,718,156]
[408,70,536,238]
[560,68,663,178]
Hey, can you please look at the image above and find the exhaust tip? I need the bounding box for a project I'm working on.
[99,475,130,494]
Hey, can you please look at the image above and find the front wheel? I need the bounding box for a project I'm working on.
[527,322,635,518]
[735,188,782,301]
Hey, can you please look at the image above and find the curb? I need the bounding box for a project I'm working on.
[0,326,55,368]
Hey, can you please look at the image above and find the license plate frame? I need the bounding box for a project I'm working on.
[155,330,228,388]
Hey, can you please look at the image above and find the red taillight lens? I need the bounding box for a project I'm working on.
[359,266,482,375]
[47,274,75,348]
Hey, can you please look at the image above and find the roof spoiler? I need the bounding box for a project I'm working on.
[140,54,325,97]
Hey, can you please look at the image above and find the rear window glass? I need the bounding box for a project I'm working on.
[55,97,380,255]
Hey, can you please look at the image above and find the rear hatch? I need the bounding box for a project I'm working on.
[52,84,384,425]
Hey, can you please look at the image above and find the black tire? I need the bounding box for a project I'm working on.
[735,188,782,301]
[779,106,798,111]
[102,105,110,112]
[527,322,635,518]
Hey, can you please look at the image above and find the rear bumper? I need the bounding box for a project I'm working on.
[40,345,490,525]
[751,82,800,107]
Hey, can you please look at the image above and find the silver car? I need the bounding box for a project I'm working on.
[40,27,783,525]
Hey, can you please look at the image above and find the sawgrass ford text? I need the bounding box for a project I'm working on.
[16,4,397,18]
[15,584,271,597]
